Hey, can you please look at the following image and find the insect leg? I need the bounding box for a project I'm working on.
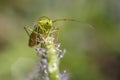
[54,28,60,43]
[24,26,31,36]
[49,27,60,43]
[25,26,44,41]
[24,26,39,35]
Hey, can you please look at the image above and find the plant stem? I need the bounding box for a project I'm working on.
[45,36,60,80]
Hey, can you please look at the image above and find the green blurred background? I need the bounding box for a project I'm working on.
[0,0,120,80]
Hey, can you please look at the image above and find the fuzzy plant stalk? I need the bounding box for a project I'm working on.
[24,16,67,80]
[35,35,66,80]
[37,36,62,80]
[45,36,60,80]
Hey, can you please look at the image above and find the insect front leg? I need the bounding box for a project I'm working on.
[24,26,32,36]
[24,26,45,42]
[24,26,39,36]
[54,28,60,43]
[49,28,60,43]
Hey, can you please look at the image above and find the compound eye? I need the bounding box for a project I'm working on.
[46,21,49,25]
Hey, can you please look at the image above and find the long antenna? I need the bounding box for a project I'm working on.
[53,19,82,23]
[53,19,93,29]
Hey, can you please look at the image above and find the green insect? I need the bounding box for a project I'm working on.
[24,16,53,47]
[24,16,92,47]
